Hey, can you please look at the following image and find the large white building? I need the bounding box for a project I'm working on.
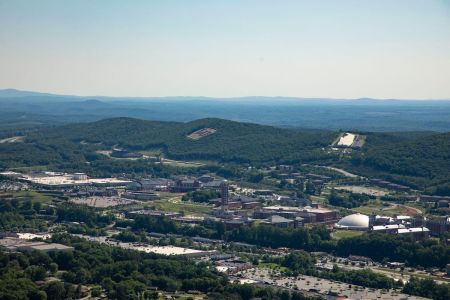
[334,213,369,230]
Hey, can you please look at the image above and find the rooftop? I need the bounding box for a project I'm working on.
[264,205,333,213]
[263,215,294,224]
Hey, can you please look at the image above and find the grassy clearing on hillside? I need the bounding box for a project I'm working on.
[161,158,205,168]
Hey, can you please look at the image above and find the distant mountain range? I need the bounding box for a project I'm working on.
[1,89,450,132]
[1,88,449,102]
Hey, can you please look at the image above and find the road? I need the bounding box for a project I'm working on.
[316,165,362,178]
[0,136,24,144]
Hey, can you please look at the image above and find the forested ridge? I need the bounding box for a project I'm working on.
[26,117,335,162]
[0,117,449,192]
[351,132,450,191]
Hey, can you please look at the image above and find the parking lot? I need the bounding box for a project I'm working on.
[237,268,429,300]
[70,196,135,208]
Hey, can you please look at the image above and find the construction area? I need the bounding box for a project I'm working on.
[187,128,217,140]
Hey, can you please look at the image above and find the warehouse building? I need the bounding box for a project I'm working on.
[0,237,73,253]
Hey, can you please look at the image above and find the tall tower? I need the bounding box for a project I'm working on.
[220,180,229,210]
[369,213,376,230]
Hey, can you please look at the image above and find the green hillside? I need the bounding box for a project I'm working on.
[0,117,449,193]
[27,117,335,163]
[352,132,450,192]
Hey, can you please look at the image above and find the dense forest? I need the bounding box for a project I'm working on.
[0,117,449,192]
[0,234,321,300]
[26,117,335,163]
[349,131,450,191]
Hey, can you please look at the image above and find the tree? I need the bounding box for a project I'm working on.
[26,265,47,281]
[45,281,66,300]
[33,201,42,211]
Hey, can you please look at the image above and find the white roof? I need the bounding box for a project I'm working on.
[17,233,52,240]
[237,279,258,285]
[264,205,333,213]
[395,215,411,220]
[335,213,369,229]
[216,266,229,273]
[397,227,430,234]
[372,224,405,231]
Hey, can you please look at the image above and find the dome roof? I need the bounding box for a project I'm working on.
[335,213,369,230]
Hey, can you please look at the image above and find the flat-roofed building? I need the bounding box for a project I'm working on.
[138,178,174,191]
[253,205,338,224]
[171,179,200,192]
[397,227,430,240]
[125,209,182,219]
[423,216,450,236]
[372,224,405,234]
[261,215,294,228]
[242,201,262,209]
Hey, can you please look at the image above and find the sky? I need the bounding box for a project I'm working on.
[0,0,450,99]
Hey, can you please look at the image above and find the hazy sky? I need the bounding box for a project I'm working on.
[1,0,450,99]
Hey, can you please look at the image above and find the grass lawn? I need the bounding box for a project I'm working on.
[352,201,412,217]
[0,190,57,203]
[332,230,364,240]
[310,195,327,205]
[353,206,407,217]
[259,262,288,273]
[160,158,205,168]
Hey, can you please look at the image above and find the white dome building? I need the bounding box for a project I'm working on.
[334,213,369,230]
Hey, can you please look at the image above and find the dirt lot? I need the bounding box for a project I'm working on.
[334,185,388,197]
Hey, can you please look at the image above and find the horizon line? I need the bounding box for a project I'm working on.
[1,87,450,102]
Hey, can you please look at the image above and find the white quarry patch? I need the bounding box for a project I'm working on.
[337,133,356,147]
